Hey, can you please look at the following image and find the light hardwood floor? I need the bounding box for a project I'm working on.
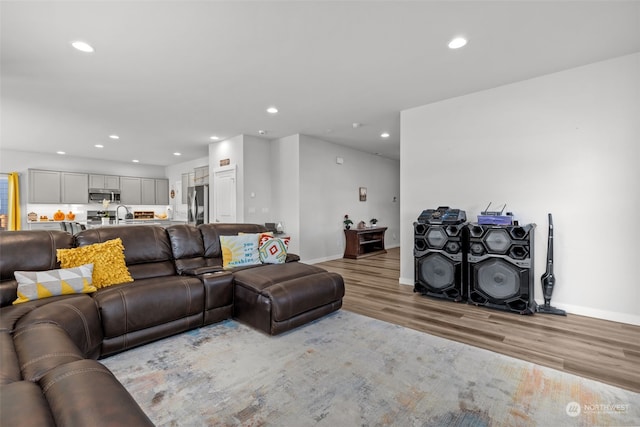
[316,247,640,393]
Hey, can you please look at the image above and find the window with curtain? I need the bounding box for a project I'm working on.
[0,176,8,230]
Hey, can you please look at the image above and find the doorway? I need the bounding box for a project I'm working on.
[213,165,237,223]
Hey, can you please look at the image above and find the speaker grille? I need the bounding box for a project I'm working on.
[414,221,468,302]
[475,259,520,299]
[426,228,447,249]
[484,229,511,253]
[418,253,455,290]
[466,223,536,314]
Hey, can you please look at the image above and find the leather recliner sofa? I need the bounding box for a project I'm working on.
[0,224,345,426]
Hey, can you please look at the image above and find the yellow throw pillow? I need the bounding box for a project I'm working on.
[13,264,97,304]
[57,238,133,289]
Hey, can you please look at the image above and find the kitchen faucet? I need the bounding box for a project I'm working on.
[115,205,129,225]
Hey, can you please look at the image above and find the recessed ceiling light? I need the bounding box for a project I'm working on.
[448,37,468,49]
[380,132,390,138]
[266,106,279,114]
[56,151,66,155]
[173,152,181,156]
[95,144,104,148]
[132,159,139,163]
[210,136,220,140]
[109,135,120,140]
[71,41,94,53]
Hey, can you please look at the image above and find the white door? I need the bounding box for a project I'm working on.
[213,165,237,223]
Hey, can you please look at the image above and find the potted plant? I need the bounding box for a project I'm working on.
[343,214,353,230]
[101,199,111,225]
[370,218,378,227]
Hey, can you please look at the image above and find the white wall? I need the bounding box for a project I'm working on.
[270,135,301,255]
[400,53,640,325]
[243,136,272,225]
[299,135,400,263]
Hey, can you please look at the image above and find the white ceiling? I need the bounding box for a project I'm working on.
[2,1,639,166]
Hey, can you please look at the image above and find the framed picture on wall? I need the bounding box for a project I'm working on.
[359,187,367,202]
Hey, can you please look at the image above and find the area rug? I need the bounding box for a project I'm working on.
[102,311,639,426]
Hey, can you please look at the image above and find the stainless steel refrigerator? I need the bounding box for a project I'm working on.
[188,184,209,225]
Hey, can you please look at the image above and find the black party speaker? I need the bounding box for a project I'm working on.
[414,222,468,302]
[467,223,536,314]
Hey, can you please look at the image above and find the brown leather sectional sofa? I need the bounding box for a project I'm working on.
[0,223,345,426]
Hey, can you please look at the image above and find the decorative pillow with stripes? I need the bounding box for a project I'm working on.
[13,263,96,304]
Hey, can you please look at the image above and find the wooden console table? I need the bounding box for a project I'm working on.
[343,227,388,259]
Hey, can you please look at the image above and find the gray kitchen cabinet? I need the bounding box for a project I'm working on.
[29,169,61,203]
[120,176,141,204]
[139,178,168,205]
[181,173,190,204]
[155,179,169,205]
[194,166,209,185]
[141,178,156,205]
[89,174,119,189]
[61,172,88,204]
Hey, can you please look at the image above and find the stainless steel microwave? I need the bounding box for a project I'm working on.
[88,188,121,203]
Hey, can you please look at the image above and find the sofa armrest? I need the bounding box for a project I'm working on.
[181,266,223,276]
[0,280,18,308]
[201,271,234,311]
[39,359,154,427]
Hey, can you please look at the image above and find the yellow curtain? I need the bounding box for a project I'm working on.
[8,172,21,231]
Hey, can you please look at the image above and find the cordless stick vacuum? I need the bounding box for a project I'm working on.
[537,213,566,315]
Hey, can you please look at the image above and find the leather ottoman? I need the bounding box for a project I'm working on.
[232,263,345,335]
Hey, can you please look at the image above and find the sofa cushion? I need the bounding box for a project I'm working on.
[219,234,261,269]
[92,276,205,340]
[232,263,345,321]
[0,230,74,307]
[75,226,175,279]
[13,264,96,304]
[233,262,328,292]
[14,322,84,381]
[13,295,104,359]
[0,331,21,385]
[166,224,204,260]
[166,224,221,275]
[57,239,132,288]
[0,381,56,427]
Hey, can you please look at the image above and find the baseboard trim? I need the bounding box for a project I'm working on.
[399,277,639,325]
[538,302,640,326]
[305,254,344,265]
[306,245,400,265]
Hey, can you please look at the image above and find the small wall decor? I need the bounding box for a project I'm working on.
[359,187,367,202]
